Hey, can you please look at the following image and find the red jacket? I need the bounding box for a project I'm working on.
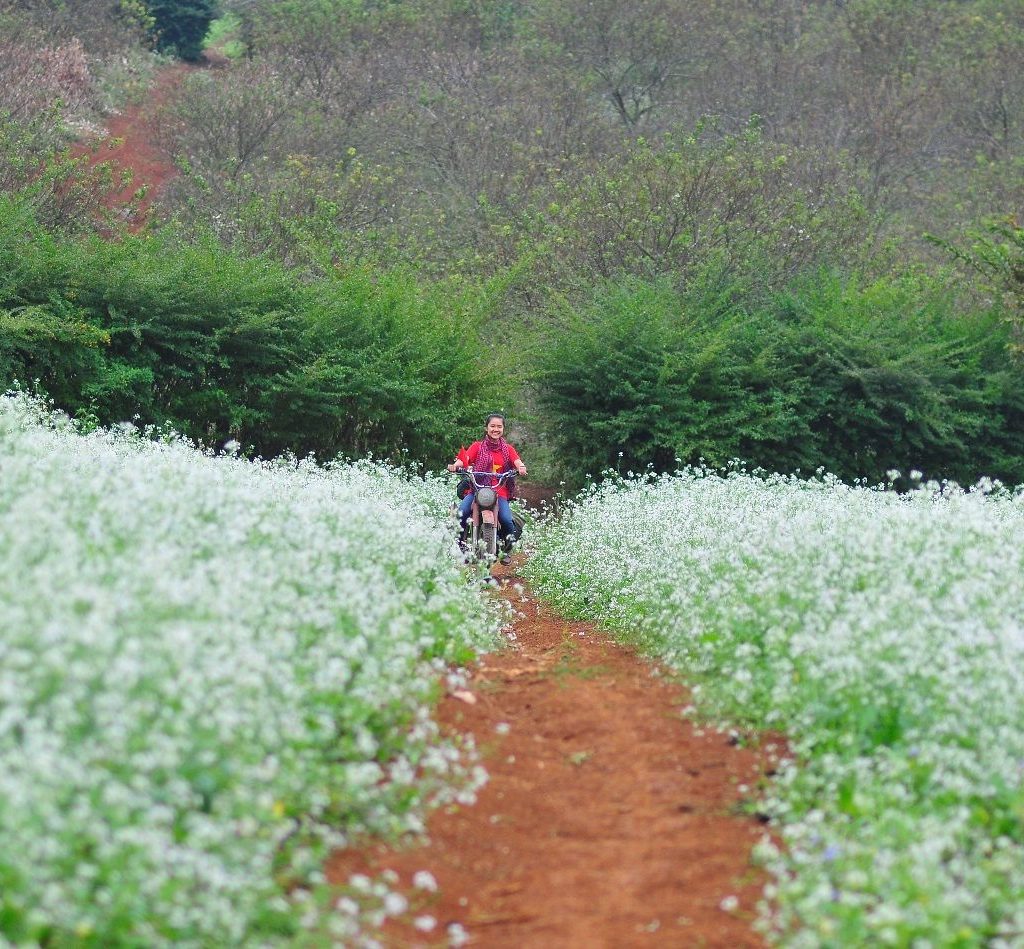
[457,440,522,500]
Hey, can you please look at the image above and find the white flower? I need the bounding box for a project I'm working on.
[383,892,408,916]
[522,463,1024,945]
[447,922,470,946]
[413,870,438,892]
[0,392,502,944]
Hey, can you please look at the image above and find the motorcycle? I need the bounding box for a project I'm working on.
[455,467,520,565]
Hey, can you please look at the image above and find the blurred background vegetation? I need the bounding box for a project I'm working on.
[0,0,1022,484]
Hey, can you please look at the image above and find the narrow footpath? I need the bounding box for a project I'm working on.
[69,60,198,230]
[329,562,775,947]
[81,65,777,945]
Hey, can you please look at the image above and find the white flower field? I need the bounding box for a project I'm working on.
[525,469,1024,946]
[6,385,1024,947]
[0,393,500,945]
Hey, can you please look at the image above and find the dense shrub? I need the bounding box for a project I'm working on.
[262,271,497,465]
[531,272,1024,486]
[0,197,498,467]
[936,217,1024,352]
[767,274,1024,484]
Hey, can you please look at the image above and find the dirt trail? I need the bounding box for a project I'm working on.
[70,61,196,230]
[86,63,776,945]
[329,563,774,947]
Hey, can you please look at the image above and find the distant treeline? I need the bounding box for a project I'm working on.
[3,194,1023,485]
[157,0,1022,286]
[8,0,1016,291]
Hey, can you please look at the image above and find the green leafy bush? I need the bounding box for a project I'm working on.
[529,275,788,478]
[0,197,498,468]
[934,217,1024,353]
[531,271,1024,485]
[145,0,218,61]
[261,271,498,465]
[765,273,1024,485]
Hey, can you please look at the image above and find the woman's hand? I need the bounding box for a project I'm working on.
[447,462,464,473]
[515,462,527,476]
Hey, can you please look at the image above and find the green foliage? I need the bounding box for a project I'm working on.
[531,271,1024,486]
[262,271,498,465]
[203,11,244,58]
[765,274,1024,485]
[530,276,799,476]
[0,107,147,235]
[518,126,874,298]
[145,0,219,60]
[0,305,109,408]
[0,196,499,468]
[5,0,1023,486]
[933,217,1024,351]
[119,0,156,36]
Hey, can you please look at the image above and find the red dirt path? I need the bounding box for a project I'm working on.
[329,565,775,947]
[70,62,191,231]
[87,64,779,945]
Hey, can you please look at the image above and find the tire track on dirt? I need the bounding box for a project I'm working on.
[329,561,774,947]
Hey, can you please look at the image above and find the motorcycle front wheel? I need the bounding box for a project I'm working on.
[481,521,498,560]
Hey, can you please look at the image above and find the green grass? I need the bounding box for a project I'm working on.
[204,13,245,59]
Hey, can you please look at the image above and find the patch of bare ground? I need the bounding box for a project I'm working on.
[68,63,188,231]
[69,51,229,231]
[328,560,775,947]
[515,483,560,513]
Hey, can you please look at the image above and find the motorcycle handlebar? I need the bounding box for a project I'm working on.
[455,467,520,485]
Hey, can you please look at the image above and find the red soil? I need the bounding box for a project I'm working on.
[515,482,560,512]
[69,62,191,231]
[328,565,776,946]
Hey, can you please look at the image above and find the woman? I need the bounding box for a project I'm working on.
[448,413,527,556]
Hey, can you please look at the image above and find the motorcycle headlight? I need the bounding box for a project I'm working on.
[475,487,497,509]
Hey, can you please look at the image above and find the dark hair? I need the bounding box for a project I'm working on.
[485,413,505,425]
